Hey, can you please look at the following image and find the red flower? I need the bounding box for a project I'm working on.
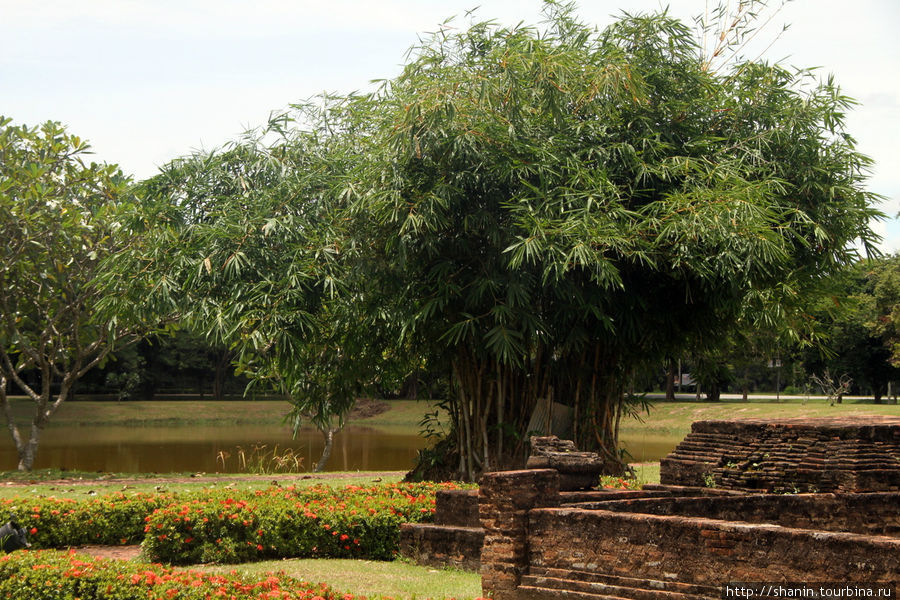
[29,527,37,535]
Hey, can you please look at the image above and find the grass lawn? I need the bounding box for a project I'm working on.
[203,558,482,600]
[0,471,406,500]
[0,398,442,430]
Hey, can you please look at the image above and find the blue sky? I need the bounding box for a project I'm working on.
[2,1,898,251]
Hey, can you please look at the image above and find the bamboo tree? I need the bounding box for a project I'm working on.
[352,3,881,479]
[122,3,882,481]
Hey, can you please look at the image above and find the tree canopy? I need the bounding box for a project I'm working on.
[344,4,881,477]
[129,3,882,479]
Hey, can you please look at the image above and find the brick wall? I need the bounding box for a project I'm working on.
[477,469,900,599]
[398,522,484,571]
[435,489,480,527]
[573,492,900,535]
[527,507,900,585]
[479,469,559,600]
[399,488,483,570]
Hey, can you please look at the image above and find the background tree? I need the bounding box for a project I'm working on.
[865,255,900,376]
[113,3,883,480]
[799,257,900,402]
[78,330,247,401]
[0,118,155,470]
[129,103,398,471]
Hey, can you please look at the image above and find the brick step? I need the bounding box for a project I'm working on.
[518,580,715,600]
[517,585,635,600]
[398,523,483,571]
[522,568,718,600]
[665,452,722,462]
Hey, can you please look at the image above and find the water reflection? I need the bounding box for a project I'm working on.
[0,425,681,473]
[0,425,427,473]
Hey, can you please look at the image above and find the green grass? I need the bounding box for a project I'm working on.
[0,398,444,431]
[2,398,293,428]
[203,558,482,600]
[353,400,448,434]
[0,471,405,500]
[629,462,660,485]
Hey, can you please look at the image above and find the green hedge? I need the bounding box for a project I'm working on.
[0,549,352,599]
[141,482,450,564]
[0,481,463,564]
[0,492,175,547]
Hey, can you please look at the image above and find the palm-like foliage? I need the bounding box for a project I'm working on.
[129,5,880,480]
[128,100,395,471]
[352,5,880,477]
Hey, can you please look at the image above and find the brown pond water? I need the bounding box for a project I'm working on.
[0,425,427,473]
[0,425,680,473]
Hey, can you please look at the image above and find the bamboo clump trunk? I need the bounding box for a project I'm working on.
[447,343,631,481]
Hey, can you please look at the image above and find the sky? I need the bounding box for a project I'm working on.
[2,0,899,251]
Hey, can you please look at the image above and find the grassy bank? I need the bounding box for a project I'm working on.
[0,398,440,430]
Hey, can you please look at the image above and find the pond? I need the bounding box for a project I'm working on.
[0,425,427,474]
[0,424,681,473]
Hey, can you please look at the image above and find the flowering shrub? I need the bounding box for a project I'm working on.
[0,549,352,599]
[0,491,176,548]
[0,481,465,565]
[598,475,641,490]
[141,482,459,564]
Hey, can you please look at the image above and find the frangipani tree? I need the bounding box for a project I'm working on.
[0,118,154,470]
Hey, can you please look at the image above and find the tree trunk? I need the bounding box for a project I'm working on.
[665,359,675,401]
[314,426,336,472]
[573,348,629,475]
[17,426,42,471]
[398,372,419,400]
[213,350,231,402]
[706,380,721,402]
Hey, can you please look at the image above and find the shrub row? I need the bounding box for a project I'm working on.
[141,482,453,564]
[0,548,352,600]
[0,491,176,547]
[0,481,463,564]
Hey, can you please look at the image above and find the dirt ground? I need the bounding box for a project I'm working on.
[75,545,144,561]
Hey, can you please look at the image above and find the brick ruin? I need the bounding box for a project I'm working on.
[661,416,900,492]
[400,418,900,599]
[398,488,483,571]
